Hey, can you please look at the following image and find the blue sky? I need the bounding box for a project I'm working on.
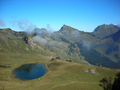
[0,0,120,32]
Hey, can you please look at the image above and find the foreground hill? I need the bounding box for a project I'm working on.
[0,52,120,90]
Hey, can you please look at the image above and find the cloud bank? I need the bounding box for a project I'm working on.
[71,30,80,37]
[46,24,55,33]
[82,41,91,50]
[11,19,36,33]
[32,36,47,45]
[32,36,62,46]
[0,19,6,27]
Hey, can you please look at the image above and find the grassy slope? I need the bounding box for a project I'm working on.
[0,52,119,90]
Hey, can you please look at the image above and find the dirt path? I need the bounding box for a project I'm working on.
[50,81,99,89]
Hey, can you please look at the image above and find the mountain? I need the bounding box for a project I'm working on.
[57,24,120,68]
[59,24,79,33]
[57,25,99,44]
[55,25,120,69]
[92,24,120,38]
[1,25,120,69]
[94,30,120,62]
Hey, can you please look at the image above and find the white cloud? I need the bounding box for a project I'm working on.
[0,19,6,27]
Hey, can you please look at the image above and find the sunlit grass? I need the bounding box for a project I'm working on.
[0,53,119,90]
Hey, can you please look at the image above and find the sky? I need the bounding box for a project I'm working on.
[0,0,120,32]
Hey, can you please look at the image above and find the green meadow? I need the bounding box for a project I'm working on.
[0,52,119,90]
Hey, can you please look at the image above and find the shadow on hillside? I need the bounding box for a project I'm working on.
[99,72,120,90]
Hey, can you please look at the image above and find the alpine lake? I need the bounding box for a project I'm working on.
[13,63,47,80]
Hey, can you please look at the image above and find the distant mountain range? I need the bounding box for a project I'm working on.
[0,24,120,69]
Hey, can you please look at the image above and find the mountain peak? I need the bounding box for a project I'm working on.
[99,24,114,27]
[59,24,78,32]
[92,24,120,38]
[61,24,70,28]
[63,24,66,26]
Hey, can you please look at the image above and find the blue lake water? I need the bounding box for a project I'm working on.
[13,63,47,80]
